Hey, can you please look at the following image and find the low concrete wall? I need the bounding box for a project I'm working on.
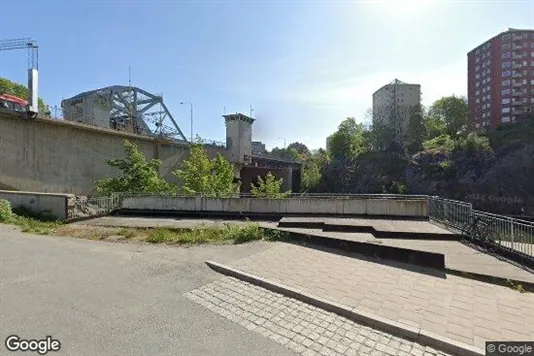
[0,190,73,220]
[121,196,428,217]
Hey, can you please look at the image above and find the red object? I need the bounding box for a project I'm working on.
[0,94,28,106]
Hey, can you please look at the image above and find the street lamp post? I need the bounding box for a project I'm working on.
[180,101,193,142]
[277,137,287,149]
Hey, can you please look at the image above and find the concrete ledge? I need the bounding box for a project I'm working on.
[0,190,73,220]
[267,228,446,269]
[322,223,459,241]
[205,261,484,356]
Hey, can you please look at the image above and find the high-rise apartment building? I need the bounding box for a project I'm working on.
[467,28,534,130]
[372,79,421,150]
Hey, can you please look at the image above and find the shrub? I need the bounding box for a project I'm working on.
[0,199,15,223]
[422,134,455,152]
[455,132,492,153]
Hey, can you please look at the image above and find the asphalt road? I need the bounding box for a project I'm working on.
[0,224,296,356]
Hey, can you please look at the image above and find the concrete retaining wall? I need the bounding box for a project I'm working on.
[121,196,428,217]
[0,111,227,195]
[0,190,74,220]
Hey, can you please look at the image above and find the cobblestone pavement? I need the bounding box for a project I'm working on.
[185,276,454,356]
[231,243,534,349]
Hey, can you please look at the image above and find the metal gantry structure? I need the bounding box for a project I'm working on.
[61,85,188,142]
[0,38,39,113]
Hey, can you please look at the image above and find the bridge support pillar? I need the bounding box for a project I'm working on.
[282,166,293,192]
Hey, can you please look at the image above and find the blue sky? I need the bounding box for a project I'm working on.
[1,0,533,149]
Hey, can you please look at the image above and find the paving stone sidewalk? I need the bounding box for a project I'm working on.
[185,276,454,356]
[231,243,534,349]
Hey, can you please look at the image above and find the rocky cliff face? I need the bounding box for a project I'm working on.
[320,142,534,216]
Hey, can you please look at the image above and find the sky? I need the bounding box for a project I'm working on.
[1,0,533,150]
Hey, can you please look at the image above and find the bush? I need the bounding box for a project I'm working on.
[422,134,455,152]
[455,133,492,153]
[0,199,15,223]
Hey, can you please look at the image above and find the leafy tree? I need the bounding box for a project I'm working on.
[327,118,371,161]
[0,77,47,113]
[427,95,468,140]
[405,105,427,153]
[173,144,240,197]
[251,172,291,198]
[94,140,172,196]
[286,142,310,157]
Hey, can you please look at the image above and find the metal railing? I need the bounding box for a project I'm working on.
[428,197,473,231]
[111,192,430,200]
[472,210,534,258]
[428,197,534,264]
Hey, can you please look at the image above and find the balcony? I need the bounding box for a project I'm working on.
[512,62,522,69]
[511,108,523,115]
[512,72,522,78]
[512,81,523,87]
[512,91,521,96]
[511,100,522,106]
[512,53,522,59]
[512,34,523,41]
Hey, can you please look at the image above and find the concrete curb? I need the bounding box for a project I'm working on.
[205,260,485,356]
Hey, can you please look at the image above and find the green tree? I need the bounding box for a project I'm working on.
[327,118,371,161]
[427,95,468,140]
[251,172,291,198]
[405,105,427,153]
[286,142,310,157]
[94,140,172,195]
[0,77,47,113]
[173,144,240,197]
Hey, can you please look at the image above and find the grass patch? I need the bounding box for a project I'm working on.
[1,199,290,245]
[0,199,62,234]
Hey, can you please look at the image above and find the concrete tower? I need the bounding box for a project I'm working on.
[224,113,254,163]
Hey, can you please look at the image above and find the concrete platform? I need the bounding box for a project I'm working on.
[278,217,457,240]
[273,225,534,287]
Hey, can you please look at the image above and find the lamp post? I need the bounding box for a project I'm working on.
[277,137,287,149]
[180,101,193,142]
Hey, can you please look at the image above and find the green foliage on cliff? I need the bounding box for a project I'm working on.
[0,77,47,113]
[251,172,291,198]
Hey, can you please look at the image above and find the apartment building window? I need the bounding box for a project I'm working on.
[486,86,490,93]
[531,61,534,66]
[487,103,491,109]
[502,71,511,77]
[502,52,511,59]
[531,43,534,48]
[482,62,486,68]
[531,98,534,103]
[502,79,510,86]
[502,107,510,114]
[482,103,486,109]
[503,43,511,50]
[482,112,486,118]
[476,98,480,103]
[523,70,527,75]
[524,79,528,84]
[502,116,510,123]
[476,74,480,79]
[487,60,491,66]
[502,98,511,104]
[482,53,486,59]
[502,88,510,95]
[475,123,480,129]
[482,96,486,101]
[502,62,511,68]
[487,94,491,100]
[476,90,480,95]
[531,79,534,85]
[532,52,534,57]
[502,34,510,41]
[476,48,480,54]
[482,79,486,84]
[476,65,480,71]
[476,81,480,87]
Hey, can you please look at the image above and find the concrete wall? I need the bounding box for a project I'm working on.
[0,110,226,195]
[0,190,73,220]
[121,196,429,217]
